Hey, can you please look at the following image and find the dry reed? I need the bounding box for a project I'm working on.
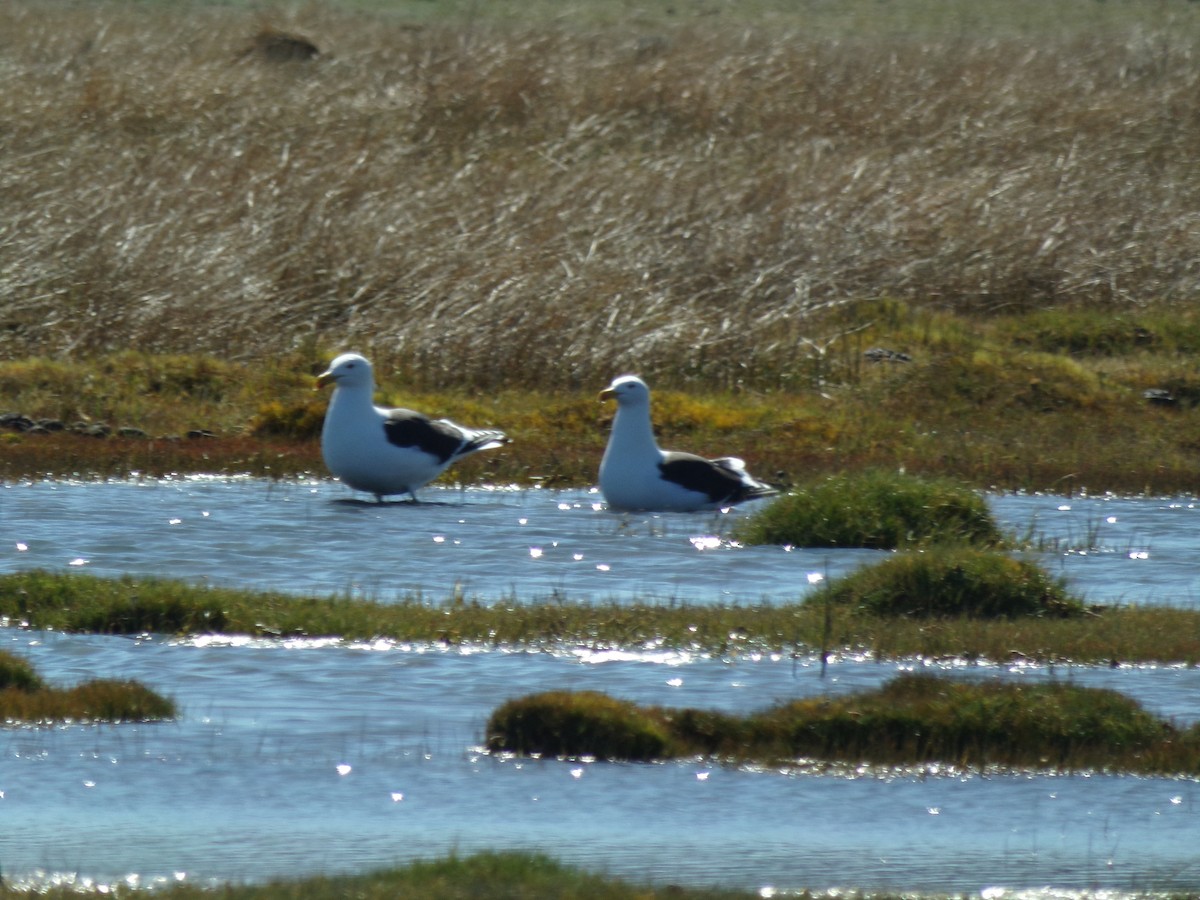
[3,2,1200,391]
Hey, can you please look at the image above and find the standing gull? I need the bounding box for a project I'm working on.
[598,374,778,512]
[315,352,508,501]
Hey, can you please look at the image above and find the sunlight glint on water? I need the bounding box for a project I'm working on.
[1,480,1199,894]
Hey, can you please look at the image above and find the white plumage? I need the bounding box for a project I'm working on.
[315,353,507,501]
[598,374,778,512]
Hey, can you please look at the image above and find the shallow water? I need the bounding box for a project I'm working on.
[4,478,1200,608]
[2,480,1199,895]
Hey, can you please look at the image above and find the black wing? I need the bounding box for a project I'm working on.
[658,453,747,504]
[381,410,469,464]
[658,452,778,505]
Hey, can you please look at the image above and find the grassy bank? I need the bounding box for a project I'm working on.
[3,570,1199,665]
[2,3,1200,494]
[4,330,1200,494]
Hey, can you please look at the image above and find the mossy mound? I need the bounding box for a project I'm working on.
[819,548,1085,619]
[734,471,1004,549]
[486,690,670,761]
[753,673,1177,770]
[487,675,1199,773]
[0,649,176,724]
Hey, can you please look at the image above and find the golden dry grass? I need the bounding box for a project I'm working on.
[3,1,1200,393]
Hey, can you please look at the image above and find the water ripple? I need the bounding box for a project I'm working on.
[3,482,1200,892]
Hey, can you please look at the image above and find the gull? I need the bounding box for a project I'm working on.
[315,352,507,501]
[598,374,778,512]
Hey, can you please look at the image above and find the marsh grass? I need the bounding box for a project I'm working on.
[487,690,671,761]
[3,1,1200,389]
[0,648,175,724]
[5,333,1200,495]
[3,570,1198,665]
[734,471,1005,549]
[818,548,1085,619]
[487,674,1200,774]
[3,850,756,899]
[3,5,1200,493]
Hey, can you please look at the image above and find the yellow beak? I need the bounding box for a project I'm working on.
[599,388,616,401]
[314,371,334,390]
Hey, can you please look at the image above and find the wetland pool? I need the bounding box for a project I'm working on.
[1,479,1199,895]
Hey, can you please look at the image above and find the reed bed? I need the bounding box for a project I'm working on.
[3,2,1200,394]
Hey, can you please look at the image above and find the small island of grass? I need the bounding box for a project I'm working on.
[817,546,1084,619]
[0,648,175,724]
[734,471,1007,550]
[485,674,1200,775]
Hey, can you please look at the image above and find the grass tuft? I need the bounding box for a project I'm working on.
[819,548,1084,619]
[0,649,175,724]
[734,471,1005,549]
[486,690,670,761]
[0,650,44,691]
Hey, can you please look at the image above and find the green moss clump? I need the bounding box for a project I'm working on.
[0,650,44,691]
[734,470,1004,549]
[0,649,175,724]
[820,547,1083,619]
[487,676,1200,774]
[486,690,671,761]
[754,673,1179,770]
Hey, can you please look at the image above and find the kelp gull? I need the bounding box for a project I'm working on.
[315,353,507,501]
[598,374,778,512]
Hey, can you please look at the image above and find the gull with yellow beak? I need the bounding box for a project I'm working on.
[315,352,507,501]
[598,374,778,512]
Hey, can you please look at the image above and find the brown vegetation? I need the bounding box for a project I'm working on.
[3,3,1200,497]
[2,1,1199,393]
